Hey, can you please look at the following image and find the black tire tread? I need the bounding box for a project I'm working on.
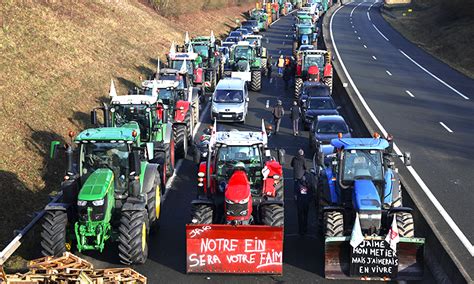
[324,211,343,237]
[396,212,415,238]
[40,210,68,257]
[191,204,213,224]
[118,210,149,265]
[261,204,284,227]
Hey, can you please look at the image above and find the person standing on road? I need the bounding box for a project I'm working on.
[267,55,273,79]
[277,55,285,77]
[290,101,301,136]
[283,67,291,90]
[294,172,315,236]
[272,100,285,134]
[291,149,306,185]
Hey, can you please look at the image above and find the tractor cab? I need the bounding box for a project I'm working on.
[295,49,333,97]
[167,52,199,79]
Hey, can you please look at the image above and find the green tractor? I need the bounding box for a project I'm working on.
[249,8,269,31]
[42,113,162,265]
[223,41,265,92]
[187,33,222,94]
[108,88,176,185]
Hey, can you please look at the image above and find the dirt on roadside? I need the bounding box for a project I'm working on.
[0,0,253,253]
[382,0,474,79]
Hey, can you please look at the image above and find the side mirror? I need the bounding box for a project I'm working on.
[91,110,97,126]
[50,141,61,159]
[403,152,411,167]
[278,148,286,165]
[146,142,154,161]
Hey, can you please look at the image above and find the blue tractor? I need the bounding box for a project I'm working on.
[314,136,424,280]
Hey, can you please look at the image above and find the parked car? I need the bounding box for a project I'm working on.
[302,96,340,130]
[211,78,249,123]
[309,115,351,152]
[241,20,259,33]
[229,31,244,41]
[236,28,251,37]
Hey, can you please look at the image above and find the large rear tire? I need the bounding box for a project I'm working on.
[295,77,303,99]
[324,211,343,237]
[118,210,149,265]
[261,204,284,227]
[323,76,333,93]
[146,175,161,225]
[174,124,188,159]
[396,212,414,238]
[251,70,262,91]
[190,204,213,224]
[41,210,68,257]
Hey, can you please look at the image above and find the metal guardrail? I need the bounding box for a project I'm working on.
[0,193,62,265]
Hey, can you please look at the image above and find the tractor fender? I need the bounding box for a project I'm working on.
[45,203,69,211]
[191,198,214,207]
[388,207,413,214]
[174,100,191,123]
[260,199,284,207]
[142,163,160,195]
[122,197,147,212]
[322,205,344,213]
[323,63,332,78]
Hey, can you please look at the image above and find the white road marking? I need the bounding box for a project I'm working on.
[399,49,470,100]
[331,4,474,256]
[439,122,454,133]
[352,25,354,28]
[372,55,377,60]
[350,2,364,18]
[266,100,270,108]
[386,70,392,76]
[405,90,415,97]
[372,24,389,41]
[354,30,358,34]
[358,36,361,40]
[367,11,371,21]
[363,44,367,48]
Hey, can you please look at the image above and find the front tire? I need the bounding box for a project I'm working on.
[251,70,262,91]
[261,204,284,227]
[294,77,303,99]
[118,210,149,265]
[396,212,414,238]
[174,125,188,159]
[191,204,213,224]
[41,210,68,257]
[146,175,161,224]
[324,211,343,237]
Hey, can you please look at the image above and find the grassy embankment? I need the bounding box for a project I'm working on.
[383,0,474,78]
[0,0,252,258]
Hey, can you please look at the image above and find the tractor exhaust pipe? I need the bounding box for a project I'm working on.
[65,144,74,175]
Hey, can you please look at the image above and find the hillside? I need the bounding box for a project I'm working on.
[383,0,474,78]
[0,0,252,247]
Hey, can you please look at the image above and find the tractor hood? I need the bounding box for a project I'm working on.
[225,170,251,203]
[78,169,114,201]
[353,179,381,211]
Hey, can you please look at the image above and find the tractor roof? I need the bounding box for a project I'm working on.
[75,123,139,142]
[142,79,179,89]
[159,68,180,75]
[191,36,211,43]
[215,131,267,146]
[298,14,313,19]
[303,49,328,56]
[168,52,198,61]
[111,94,158,105]
[330,138,389,151]
[244,35,263,40]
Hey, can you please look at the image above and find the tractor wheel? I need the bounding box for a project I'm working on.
[118,210,149,265]
[261,58,267,73]
[173,124,188,160]
[190,204,213,224]
[261,204,284,227]
[250,70,262,91]
[192,98,200,126]
[324,211,344,237]
[185,112,193,142]
[41,210,68,257]
[274,179,284,201]
[205,71,214,94]
[294,77,303,99]
[324,76,333,93]
[396,212,414,238]
[146,174,161,225]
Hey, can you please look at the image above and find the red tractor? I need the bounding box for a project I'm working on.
[295,49,333,98]
[186,121,286,274]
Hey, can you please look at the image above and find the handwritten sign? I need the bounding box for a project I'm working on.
[186,224,283,274]
[350,239,398,278]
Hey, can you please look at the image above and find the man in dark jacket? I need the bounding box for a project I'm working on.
[294,171,315,235]
[267,55,273,79]
[290,101,301,136]
[272,100,285,134]
[291,148,306,181]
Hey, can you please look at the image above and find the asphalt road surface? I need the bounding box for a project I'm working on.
[76,9,436,283]
[329,0,474,278]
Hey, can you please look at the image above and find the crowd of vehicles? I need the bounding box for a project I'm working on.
[33,1,425,281]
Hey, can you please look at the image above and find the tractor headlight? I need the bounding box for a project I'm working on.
[77,200,87,206]
[92,199,105,206]
[238,197,250,204]
[226,199,235,205]
[198,172,205,178]
[240,210,248,216]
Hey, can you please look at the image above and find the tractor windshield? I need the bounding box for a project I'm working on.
[171,60,194,73]
[233,46,252,61]
[304,55,324,70]
[300,18,312,25]
[342,149,383,181]
[157,88,173,103]
[213,89,243,103]
[193,45,209,59]
[81,142,130,192]
[112,105,151,141]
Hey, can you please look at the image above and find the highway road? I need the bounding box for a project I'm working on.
[69,9,438,283]
[329,0,474,280]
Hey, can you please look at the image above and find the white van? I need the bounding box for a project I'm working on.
[211,78,249,123]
